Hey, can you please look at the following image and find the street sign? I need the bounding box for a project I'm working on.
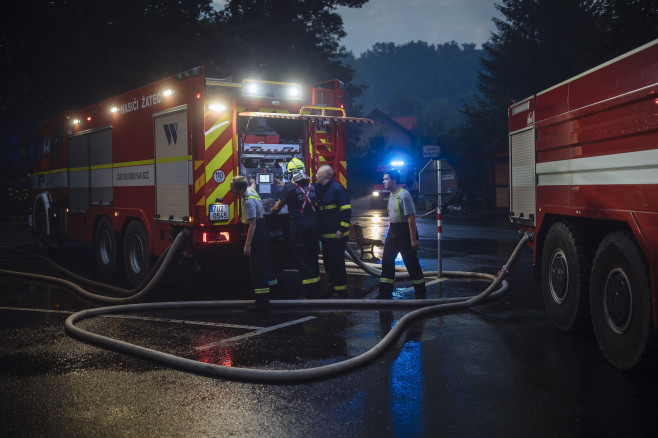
[423,145,440,158]
[419,159,457,205]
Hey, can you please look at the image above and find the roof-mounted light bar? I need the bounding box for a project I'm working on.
[242,79,302,101]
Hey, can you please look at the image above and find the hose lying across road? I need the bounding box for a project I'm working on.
[0,230,188,304]
[59,232,531,382]
[1,227,530,382]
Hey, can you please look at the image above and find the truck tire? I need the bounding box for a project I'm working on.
[590,232,653,370]
[34,204,51,255]
[123,220,150,288]
[541,222,592,332]
[95,217,118,280]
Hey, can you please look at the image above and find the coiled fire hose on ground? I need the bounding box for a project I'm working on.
[59,233,530,382]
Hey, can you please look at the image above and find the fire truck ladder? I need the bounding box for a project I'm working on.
[301,106,344,174]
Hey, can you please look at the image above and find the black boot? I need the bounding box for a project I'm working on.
[376,284,393,299]
[320,284,334,299]
[304,283,321,299]
[247,294,270,312]
[414,283,427,299]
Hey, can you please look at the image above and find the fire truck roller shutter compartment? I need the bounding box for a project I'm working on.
[89,128,113,206]
[68,133,90,213]
[509,125,536,225]
[154,106,190,222]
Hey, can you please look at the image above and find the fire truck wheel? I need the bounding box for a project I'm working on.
[123,220,150,288]
[34,204,51,255]
[541,222,593,333]
[95,217,118,280]
[590,232,653,370]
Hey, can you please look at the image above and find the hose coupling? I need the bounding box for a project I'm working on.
[495,264,509,278]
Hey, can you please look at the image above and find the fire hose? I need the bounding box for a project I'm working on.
[1,226,530,382]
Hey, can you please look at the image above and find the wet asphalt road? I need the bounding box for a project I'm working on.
[1,196,658,437]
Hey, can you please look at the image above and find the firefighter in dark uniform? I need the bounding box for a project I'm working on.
[271,158,321,298]
[378,169,426,299]
[230,175,278,311]
[314,165,351,298]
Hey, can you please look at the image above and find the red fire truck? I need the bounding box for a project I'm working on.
[30,66,371,286]
[508,39,658,369]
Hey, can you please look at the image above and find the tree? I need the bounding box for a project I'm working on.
[453,0,658,194]
[352,41,482,117]
[216,0,367,83]
[0,0,369,173]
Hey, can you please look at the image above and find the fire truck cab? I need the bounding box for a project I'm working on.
[508,40,658,369]
[31,67,371,286]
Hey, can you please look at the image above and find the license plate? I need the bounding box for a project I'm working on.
[209,204,229,221]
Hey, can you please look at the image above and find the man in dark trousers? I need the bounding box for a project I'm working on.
[314,165,351,298]
[230,175,278,311]
[271,158,321,299]
[378,169,426,299]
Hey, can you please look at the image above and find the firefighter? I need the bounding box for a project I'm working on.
[230,175,277,311]
[378,169,426,299]
[314,165,351,298]
[271,158,321,298]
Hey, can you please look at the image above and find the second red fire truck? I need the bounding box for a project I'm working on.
[509,39,658,369]
[31,67,371,286]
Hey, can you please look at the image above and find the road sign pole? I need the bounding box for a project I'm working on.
[437,163,442,278]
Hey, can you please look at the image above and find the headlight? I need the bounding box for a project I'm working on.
[372,191,379,197]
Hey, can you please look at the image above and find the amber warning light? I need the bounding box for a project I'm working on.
[202,231,231,244]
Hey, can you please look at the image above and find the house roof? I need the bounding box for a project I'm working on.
[365,108,418,142]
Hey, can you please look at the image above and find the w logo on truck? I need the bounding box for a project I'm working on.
[163,123,178,145]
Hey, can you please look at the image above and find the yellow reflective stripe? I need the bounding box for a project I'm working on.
[379,278,395,284]
[302,277,321,285]
[254,287,270,294]
[90,163,112,170]
[340,221,350,228]
[412,279,425,285]
[339,204,351,211]
[246,187,262,202]
[321,231,350,238]
[69,166,89,172]
[319,204,337,210]
[33,168,67,176]
[204,110,231,149]
[334,285,347,291]
[195,173,205,194]
[114,159,154,167]
[268,279,278,286]
[155,155,190,164]
[206,138,233,184]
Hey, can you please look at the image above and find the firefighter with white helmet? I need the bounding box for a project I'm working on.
[271,158,321,298]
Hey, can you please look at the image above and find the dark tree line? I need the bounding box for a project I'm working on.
[452,0,658,194]
[349,41,482,142]
[0,0,367,151]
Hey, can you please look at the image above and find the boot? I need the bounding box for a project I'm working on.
[320,284,334,299]
[304,283,321,299]
[247,294,270,312]
[414,283,427,299]
[376,283,393,299]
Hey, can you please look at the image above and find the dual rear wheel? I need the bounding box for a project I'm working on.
[94,218,150,288]
[542,223,653,369]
